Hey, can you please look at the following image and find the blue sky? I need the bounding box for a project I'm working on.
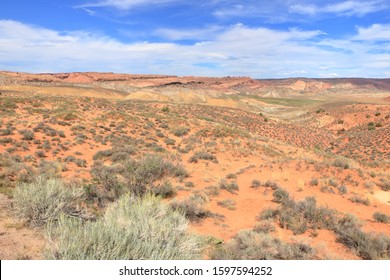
[0,0,389,78]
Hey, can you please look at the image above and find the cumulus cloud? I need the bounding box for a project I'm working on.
[0,20,389,78]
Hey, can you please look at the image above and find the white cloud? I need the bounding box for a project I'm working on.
[354,24,390,41]
[77,0,178,10]
[154,26,224,41]
[290,0,387,17]
[0,20,389,78]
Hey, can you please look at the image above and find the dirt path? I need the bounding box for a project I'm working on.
[0,193,45,259]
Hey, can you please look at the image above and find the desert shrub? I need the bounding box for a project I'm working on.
[277,197,337,235]
[64,156,76,163]
[205,185,220,196]
[13,177,83,227]
[37,160,63,178]
[226,173,237,179]
[217,199,236,210]
[47,194,203,259]
[338,185,348,194]
[127,154,187,183]
[272,188,289,203]
[218,179,239,194]
[373,212,390,224]
[93,149,114,160]
[263,180,280,190]
[251,179,261,188]
[0,137,13,145]
[111,152,129,162]
[320,186,335,194]
[376,123,383,128]
[170,194,210,221]
[262,196,337,235]
[75,158,87,167]
[184,181,195,188]
[379,180,390,191]
[150,181,176,198]
[91,163,123,200]
[123,155,188,196]
[332,157,351,169]
[253,221,275,233]
[348,196,370,206]
[335,227,390,260]
[165,138,176,146]
[19,130,34,140]
[258,208,279,220]
[189,151,218,163]
[211,230,315,260]
[173,127,190,137]
[309,178,319,186]
[35,150,45,158]
[0,128,13,136]
[328,178,339,187]
[0,153,36,188]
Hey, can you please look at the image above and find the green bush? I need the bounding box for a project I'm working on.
[47,194,203,259]
[13,177,83,226]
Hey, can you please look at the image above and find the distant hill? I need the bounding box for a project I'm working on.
[1,71,390,101]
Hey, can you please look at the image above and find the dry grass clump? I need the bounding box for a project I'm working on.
[189,151,218,163]
[218,179,239,194]
[335,226,390,260]
[170,193,211,221]
[373,212,390,224]
[47,194,203,259]
[211,230,315,260]
[91,154,188,200]
[217,199,236,210]
[348,196,370,206]
[172,127,190,137]
[262,190,390,259]
[150,181,176,198]
[13,177,83,226]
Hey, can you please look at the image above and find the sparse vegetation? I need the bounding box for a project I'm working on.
[170,194,210,221]
[1,77,390,260]
[218,179,239,194]
[211,230,315,260]
[373,212,390,224]
[47,194,203,259]
[13,177,83,227]
[189,151,218,163]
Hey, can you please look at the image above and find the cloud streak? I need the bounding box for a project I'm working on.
[290,0,388,17]
[0,20,389,78]
[77,0,178,10]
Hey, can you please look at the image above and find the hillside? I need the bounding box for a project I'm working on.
[0,71,389,260]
